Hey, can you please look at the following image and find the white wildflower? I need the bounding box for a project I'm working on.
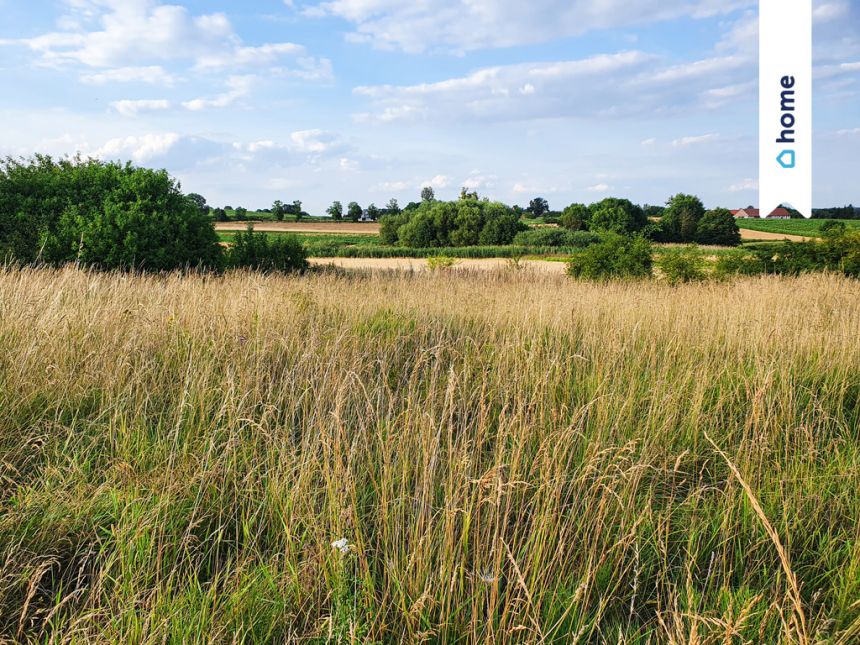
[331,538,351,554]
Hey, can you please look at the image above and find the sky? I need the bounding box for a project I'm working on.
[0,0,858,214]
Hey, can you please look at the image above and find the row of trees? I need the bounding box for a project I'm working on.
[0,156,306,272]
[556,194,741,246]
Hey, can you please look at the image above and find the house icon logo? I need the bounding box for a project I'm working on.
[777,150,795,169]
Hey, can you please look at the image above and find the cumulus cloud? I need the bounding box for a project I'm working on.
[421,175,451,189]
[182,76,255,111]
[304,0,753,53]
[587,183,610,192]
[4,0,329,80]
[92,132,181,163]
[353,51,751,123]
[110,99,171,117]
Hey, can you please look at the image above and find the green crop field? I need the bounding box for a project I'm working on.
[735,218,860,237]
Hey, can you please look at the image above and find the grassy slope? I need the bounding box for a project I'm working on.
[735,218,860,237]
[1,268,858,643]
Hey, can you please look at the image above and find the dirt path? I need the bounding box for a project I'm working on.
[216,221,381,235]
[739,229,809,242]
[309,257,568,274]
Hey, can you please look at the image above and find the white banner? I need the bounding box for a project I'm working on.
[759,0,812,218]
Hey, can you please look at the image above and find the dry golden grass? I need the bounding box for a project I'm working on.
[0,267,858,643]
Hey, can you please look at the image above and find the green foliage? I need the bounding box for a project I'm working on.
[695,208,742,246]
[528,197,549,218]
[186,193,208,215]
[426,255,459,271]
[567,234,653,280]
[660,194,707,242]
[420,186,435,203]
[347,201,362,222]
[0,155,222,270]
[381,198,525,248]
[226,225,308,273]
[659,246,707,284]
[559,203,590,231]
[512,228,601,248]
[272,200,286,221]
[588,198,648,234]
[735,218,860,238]
[327,200,343,220]
[714,250,767,278]
[821,220,847,238]
[743,230,860,278]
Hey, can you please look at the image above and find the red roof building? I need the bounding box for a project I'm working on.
[733,207,791,219]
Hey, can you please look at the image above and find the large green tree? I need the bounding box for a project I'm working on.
[589,198,647,234]
[695,208,741,246]
[660,194,706,242]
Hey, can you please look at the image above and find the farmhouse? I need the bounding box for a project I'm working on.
[731,207,792,219]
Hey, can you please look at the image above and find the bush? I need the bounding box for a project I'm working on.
[567,234,652,280]
[513,228,601,248]
[695,208,741,246]
[714,250,767,277]
[659,246,706,284]
[0,155,222,270]
[226,225,308,273]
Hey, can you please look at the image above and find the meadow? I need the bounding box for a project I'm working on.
[1,267,858,643]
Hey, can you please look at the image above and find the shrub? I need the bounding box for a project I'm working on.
[513,228,601,248]
[659,246,706,284]
[0,155,222,271]
[714,250,767,277]
[227,225,308,273]
[567,234,652,280]
[695,208,741,246]
[426,256,459,271]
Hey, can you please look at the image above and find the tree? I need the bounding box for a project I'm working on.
[695,208,741,246]
[186,192,208,215]
[327,200,343,220]
[560,203,590,231]
[272,200,286,221]
[589,198,647,234]
[421,186,435,203]
[367,203,380,221]
[661,194,706,242]
[386,198,401,215]
[347,201,362,222]
[528,197,550,218]
[659,246,706,284]
[212,207,228,222]
[292,200,304,222]
[459,187,478,201]
[234,207,248,220]
[0,156,222,271]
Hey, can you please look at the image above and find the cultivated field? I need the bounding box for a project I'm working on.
[736,219,860,240]
[1,268,859,643]
[215,221,381,235]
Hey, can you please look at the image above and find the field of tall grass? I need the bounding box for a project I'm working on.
[1,267,858,643]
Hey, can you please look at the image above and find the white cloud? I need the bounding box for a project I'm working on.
[354,51,752,123]
[305,0,753,53]
[587,183,610,193]
[6,0,328,79]
[80,65,176,85]
[641,138,657,146]
[672,133,719,147]
[339,157,359,171]
[421,175,451,189]
[93,132,181,163]
[110,99,171,117]
[182,75,255,111]
[729,178,758,192]
[836,128,860,136]
[290,129,342,153]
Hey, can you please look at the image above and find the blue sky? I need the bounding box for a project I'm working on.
[0,0,857,213]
